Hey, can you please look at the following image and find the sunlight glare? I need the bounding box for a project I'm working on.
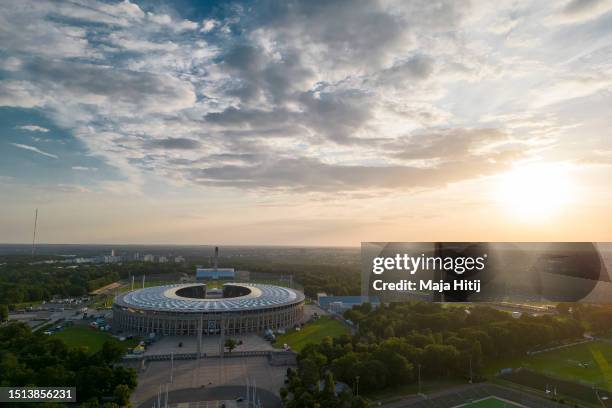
[496,163,574,222]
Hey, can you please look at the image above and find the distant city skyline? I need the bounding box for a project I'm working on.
[1,0,611,245]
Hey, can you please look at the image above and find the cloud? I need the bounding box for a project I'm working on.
[46,184,91,193]
[17,124,50,133]
[201,19,218,33]
[530,74,612,107]
[0,0,608,197]
[16,59,196,114]
[250,0,467,75]
[146,138,201,150]
[578,150,612,165]
[146,11,198,31]
[188,153,520,192]
[0,81,45,108]
[9,143,58,159]
[559,0,612,23]
[71,166,98,171]
[385,128,510,161]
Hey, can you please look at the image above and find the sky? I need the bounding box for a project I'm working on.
[0,0,611,246]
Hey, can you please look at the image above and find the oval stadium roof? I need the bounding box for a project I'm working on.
[114,282,304,313]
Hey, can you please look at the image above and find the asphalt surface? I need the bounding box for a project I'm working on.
[137,385,281,408]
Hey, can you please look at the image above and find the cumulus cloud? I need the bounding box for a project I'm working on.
[9,143,58,159]
[201,19,218,33]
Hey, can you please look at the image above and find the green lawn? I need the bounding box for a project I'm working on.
[52,325,138,354]
[273,316,349,352]
[486,340,612,390]
[459,397,522,407]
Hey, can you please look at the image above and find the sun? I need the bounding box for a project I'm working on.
[496,163,575,222]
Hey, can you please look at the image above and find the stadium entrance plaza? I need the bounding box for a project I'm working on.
[130,355,287,407]
[128,305,326,407]
[143,333,275,356]
[138,304,326,356]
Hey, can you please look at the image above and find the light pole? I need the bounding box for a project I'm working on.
[355,375,360,397]
[418,364,421,395]
[469,355,472,384]
[170,352,174,383]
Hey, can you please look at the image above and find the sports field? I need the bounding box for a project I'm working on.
[488,340,612,390]
[52,325,138,354]
[457,397,522,407]
[273,316,349,351]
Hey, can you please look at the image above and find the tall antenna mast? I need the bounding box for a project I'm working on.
[31,208,38,256]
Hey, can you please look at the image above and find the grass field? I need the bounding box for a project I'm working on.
[273,316,349,352]
[486,341,612,390]
[52,325,138,354]
[457,397,522,407]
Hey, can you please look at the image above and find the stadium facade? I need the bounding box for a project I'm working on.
[112,282,305,336]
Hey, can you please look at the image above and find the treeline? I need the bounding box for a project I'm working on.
[559,303,612,335]
[228,260,361,298]
[0,262,192,306]
[288,302,584,404]
[0,322,137,406]
[0,265,119,305]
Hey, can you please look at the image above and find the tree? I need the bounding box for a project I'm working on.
[225,338,238,354]
[0,304,8,322]
[422,344,460,377]
[113,384,131,406]
[556,303,571,315]
[98,340,124,364]
[299,357,320,389]
[323,370,335,397]
[280,387,288,402]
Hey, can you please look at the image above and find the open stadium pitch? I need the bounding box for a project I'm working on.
[454,397,526,408]
[488,340,612,391]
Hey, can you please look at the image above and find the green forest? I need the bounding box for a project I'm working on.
[0,322,137,406]
[283,302,612,408]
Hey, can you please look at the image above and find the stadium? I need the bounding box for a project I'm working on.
[112,282,305,336]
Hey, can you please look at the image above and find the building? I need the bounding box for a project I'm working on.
[196,267,235,280]
[196,246,234,280]
[143,254,155,262]
[158,256,168,263]
[113,282,305,336]
[317,295,380,314]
